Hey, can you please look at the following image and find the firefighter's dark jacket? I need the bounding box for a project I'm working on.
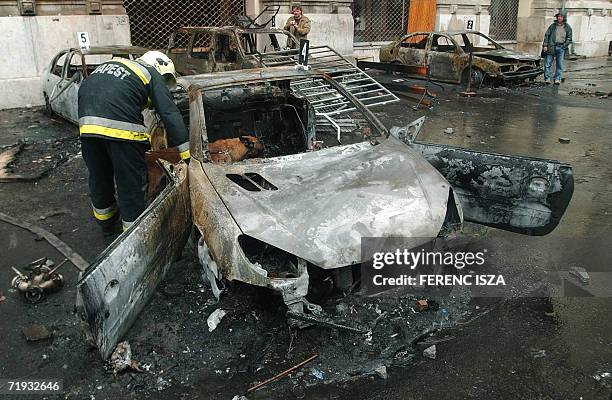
[78,58,190,160]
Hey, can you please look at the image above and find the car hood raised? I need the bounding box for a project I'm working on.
[474,49,540,62]
[201,136,452,269]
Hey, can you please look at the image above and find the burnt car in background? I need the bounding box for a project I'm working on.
[379,31,543,85]
[40,46,149,123]
[77,66,573,359]
[166,26,300,75]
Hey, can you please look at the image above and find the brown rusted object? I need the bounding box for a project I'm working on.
[208,135,264,163]
[145,149,181,198]
[247,353,319,393]
[416,299,429,312]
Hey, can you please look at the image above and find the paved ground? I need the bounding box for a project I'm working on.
[0,57,611,400]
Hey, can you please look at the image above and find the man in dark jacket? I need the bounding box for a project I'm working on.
[542,11,572,84]
[78,51,190,235]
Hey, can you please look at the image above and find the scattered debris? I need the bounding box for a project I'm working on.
[0,139,77,182]
[247,354,319,393]
[0,212,88,271]
[11,258,67,303]
[416,299,429,312]
[335,302,349,314]
[38,209,71,221]
[156,376,171,391]
[207,308,227,332]
[311,368,325,380]
[558,137,571,144]
[374,365,388,379]
[22,324,52,341]
[161,283,184,297]
[569,266,590,285]
[444,127,454,134]
[593,372,611,381]
[423,345,436,359]
[416,334,456,348]
[109,341,143,375]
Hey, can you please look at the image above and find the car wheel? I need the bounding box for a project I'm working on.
[390,60,403,76]
[461,68,484,89]
[43,92,54,116]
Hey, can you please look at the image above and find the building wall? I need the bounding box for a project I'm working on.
[258,0,355,56]
[436,0,491,34]
[0,1,130,110]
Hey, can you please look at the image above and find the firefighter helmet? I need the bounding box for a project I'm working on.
[138,51,177,89]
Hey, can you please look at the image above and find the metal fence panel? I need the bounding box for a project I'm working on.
[353,0,409,43]
[489,0,519,41]
[123,0,245,49]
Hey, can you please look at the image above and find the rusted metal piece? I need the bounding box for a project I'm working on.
[76,161,191,359]
[416,299,429,312]
[247,353,319,393]
[378,31,542,86]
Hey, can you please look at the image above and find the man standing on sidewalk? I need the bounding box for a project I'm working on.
[542,10,573,85]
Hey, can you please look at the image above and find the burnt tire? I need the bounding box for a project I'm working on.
[461,68,484,89]
[43,92,53,117]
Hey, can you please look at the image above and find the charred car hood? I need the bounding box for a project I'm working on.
[201,136,453,269]
[474,49,540,62]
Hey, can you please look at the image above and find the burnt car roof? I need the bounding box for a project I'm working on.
[175,26,290,35]
[180,66,319,90]
[406,30,489,35]
[66,45,150,55]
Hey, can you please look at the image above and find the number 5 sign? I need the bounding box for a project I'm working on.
[76,32,91,50]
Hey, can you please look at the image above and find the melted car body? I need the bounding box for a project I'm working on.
[379,31,543,85]
[76,66,573,359]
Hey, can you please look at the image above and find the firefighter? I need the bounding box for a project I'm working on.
[78,50,190,235]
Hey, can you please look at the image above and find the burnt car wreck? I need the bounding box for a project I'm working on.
[367,31,543,86]
[76,66,573,359]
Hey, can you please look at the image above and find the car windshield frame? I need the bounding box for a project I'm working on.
[448,32,504,51]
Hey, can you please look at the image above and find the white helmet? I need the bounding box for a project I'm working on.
[138,51,177,89]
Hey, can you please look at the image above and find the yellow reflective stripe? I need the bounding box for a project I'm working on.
[113,59,150,85]
[179,149,191,160]
[80,124,150,142]
[93,207,118,221]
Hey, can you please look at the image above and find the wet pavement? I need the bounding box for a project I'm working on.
[0,57,611,399]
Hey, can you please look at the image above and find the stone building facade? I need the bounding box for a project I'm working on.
[1,0,610,109]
